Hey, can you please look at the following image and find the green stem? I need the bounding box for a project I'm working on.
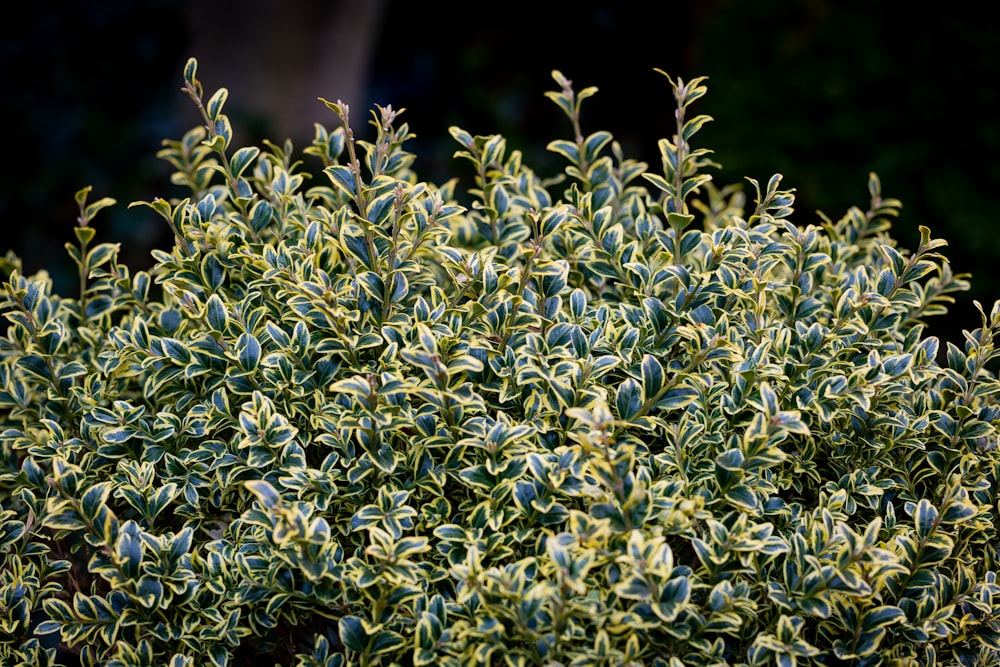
[78,237,89,320]
[671,96,688,217]
[497,244,536,355]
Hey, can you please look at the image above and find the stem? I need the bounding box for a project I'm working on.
[476,157,501,244]
[597,432,633,532]
[379,185,407,324]
[568,95,591,179]
[671,94,688,216]
[337,102,374,219]
[77,236,89,320]
[497,242,536,355]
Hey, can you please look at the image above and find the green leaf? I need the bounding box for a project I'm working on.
[17,354,52,382]
[758,381,780,416]
[797,596,831,619]
[147,484,178,521]
[83,196,117,222]
[929,411,957,437]
[681,114,713,141]
[201,254,226,291]
[715,448,745,471]
[880,244,907,276]
[540,207,567,237]
[861,606,904,632]
[207,645,229,667]
[616,574,653,600]
[245,480,282,509]
[206,87,229,121]
[940,499,977,524]
[913,499,938,539]
[371,442,397,474]
[583,131,613,163]
[250,200,274,232]
[183,57,198,86]
[725,484,758,511]
[370,630,405,655]
[387,271,408,304]
[330,375,374,398]
[85,243,119,272]
[237,333,261,372]
[569,289,587,320]
[654,386,699,411]
[339,615,367,652]
[882,353,913,377]
[367,190,396,226]
[616,379,643,420]
[74,185,94,208]
[666,212,695,235]
[103,426,135,444]
[448,126,475,150]
[161,338,191,365]
[229,146,260,179]
[341,224,375,270]
[547,139,580,165]
[642,172,673,195]
[205,294,228,331]
[74,225,97,246]
[325,165,357,198]
[81,482,112,520]
[959,419,993,440]
[641,354,665,399]
[135,576,164,609]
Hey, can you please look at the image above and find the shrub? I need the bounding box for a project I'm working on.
[2,57,1000,666]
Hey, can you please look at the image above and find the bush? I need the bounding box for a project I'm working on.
[2,57,1000,666]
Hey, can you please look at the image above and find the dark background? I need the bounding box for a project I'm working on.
[2,1,998,349]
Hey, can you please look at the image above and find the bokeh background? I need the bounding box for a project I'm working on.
[2,0,998,349]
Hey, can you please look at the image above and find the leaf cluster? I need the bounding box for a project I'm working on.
[2,58,999,667]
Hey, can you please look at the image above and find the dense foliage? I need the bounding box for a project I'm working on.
[3,57,1000,666]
